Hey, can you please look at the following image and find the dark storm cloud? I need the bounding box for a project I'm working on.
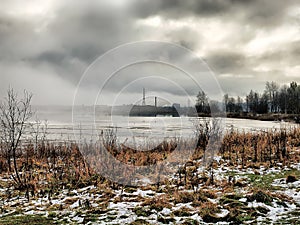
[131,0,298,27]
[205,51,247,74]
[0,0,300,105]
[160,26,201,50]
[0,1,140,87]
[48,3,134,62]
[131,0,230,18]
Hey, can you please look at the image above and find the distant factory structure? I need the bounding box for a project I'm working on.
[107,88,197,117]
[128,88,184,117]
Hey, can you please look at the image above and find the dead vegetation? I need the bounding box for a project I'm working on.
[0,124,299,198]
[0,117,299,224]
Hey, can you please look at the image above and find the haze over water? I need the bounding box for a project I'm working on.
[33,106,298,144]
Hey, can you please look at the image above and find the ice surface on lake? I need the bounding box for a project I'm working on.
[32,106,298,145]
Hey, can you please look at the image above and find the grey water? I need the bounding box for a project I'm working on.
[31,106,298,145]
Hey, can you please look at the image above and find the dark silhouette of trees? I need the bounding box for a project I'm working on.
[223,94,243,113]
[247,90,260,114]
[257,92,268,114]
[278,85,288,114]
[196,81,299,116]
[227,97,236,113]
[244,81,299,114]
[275,81,300,114]
[287,82,300,114]
[265,81,279,113]
[196,91,210,114]
[237,96,243,112]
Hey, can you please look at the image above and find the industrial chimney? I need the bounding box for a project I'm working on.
[142,88,146,106]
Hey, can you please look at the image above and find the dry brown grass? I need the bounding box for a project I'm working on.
[141,194,172,211]
[219,127,300,167]
[0,126,299,199]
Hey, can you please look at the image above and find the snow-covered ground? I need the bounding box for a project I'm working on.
[0,157,299,224]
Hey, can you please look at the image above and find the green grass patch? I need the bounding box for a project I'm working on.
[181,218,200,225]
[83,214,98,223]
[0,214,56,225]
[236,213,254,223]
[240,169,300,190]
[133,207,152,217]
[129,219,151,225]
[173,207,193,217]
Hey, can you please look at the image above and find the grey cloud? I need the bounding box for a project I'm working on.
[1,0,300,105]
[48,2,135,60]
[131,0,230,18]
[33,51,66,66]
[131,0,299,28]
[165,27,201,50]
[286,41,300,67]
[255,40,300,67]
[0,15,36,60]
[205,51,247,74]
[0,1,139,87]
[238,0,294,27]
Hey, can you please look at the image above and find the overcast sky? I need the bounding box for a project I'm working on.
[1,0,300,106]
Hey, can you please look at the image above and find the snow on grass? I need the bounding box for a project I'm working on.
[72,215,84,223]
[161,207,171,216]
[215,208,230,218]
[239,197,247,203]
[172,202,194,211]
[248,199,297,223]
[0,151,299,225]
[69,199,80,209]
[131,188,156,197]
[106,201,139,224]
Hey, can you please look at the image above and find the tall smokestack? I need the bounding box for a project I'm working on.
[155,96,157,107]
[142,88,146,105]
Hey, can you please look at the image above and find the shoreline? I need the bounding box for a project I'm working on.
[197,113,300,123]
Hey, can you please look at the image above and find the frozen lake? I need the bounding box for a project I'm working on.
[32,106,298,144]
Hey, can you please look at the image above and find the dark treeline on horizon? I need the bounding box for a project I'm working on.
[196,81,300,115]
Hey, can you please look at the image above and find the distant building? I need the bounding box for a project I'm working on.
[172,103,180,110]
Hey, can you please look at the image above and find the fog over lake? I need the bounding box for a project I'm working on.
[32,106,298,144]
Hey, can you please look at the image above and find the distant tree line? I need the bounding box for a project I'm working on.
[196,81,300,115]
[195,91,210,114]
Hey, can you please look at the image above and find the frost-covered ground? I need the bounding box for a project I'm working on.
[0,157,299,224]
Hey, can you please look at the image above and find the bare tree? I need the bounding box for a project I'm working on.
[31,118,48,156]
[265,81,279,113]
[0,88,33,187]
[194,117,223,185]
[196,91,210,114]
